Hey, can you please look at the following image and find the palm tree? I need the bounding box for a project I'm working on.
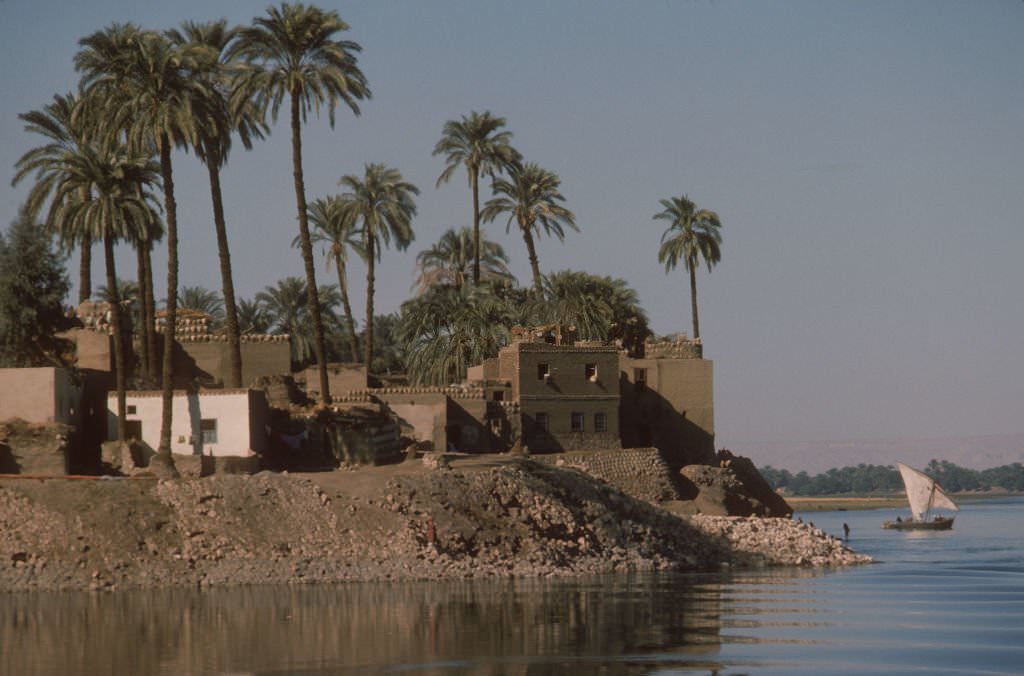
[45,142,161,440]
[236,297,271,335]
[302,195,365,360]
[168,19,266,389]
[232,2,370,402]
[338,163,418,370]
[481,162,577,294]
[131,218,163,384]
[76,23,216,454]
[398,284,511,386]
[433,111,520,286]
[12,92,96,303]
[256,277,341,368]
[538,270,650,354]
[413,226,514,295]
[98,280,140,326]
[654,195,723,341]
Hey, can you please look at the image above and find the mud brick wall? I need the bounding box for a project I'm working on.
[537,447,680,503]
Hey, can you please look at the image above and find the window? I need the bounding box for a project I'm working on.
[634,368,647,392]
[127,405,137,415]
[594,412,608,433]
[585,363,597,381]
[493,390,505,402]
[200,419,218,444]
[571,412,584,433]
[537,363,550,380]
[535,412,549,432]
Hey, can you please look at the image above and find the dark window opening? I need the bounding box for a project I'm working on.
[125,420,142,441]
[585,363,597,381]
[594,412,608,433]
[634,368,647,392]
[493,390,505,402]
[538,363,550,380]
[127,405,137,415]
[201,419,218,444]
[571,412,584,432]
[535,412,549,432]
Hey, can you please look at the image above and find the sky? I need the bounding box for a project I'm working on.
[2,0,1022,469]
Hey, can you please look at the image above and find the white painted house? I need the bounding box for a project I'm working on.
[107,389,269,457]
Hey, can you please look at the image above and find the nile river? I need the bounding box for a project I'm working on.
[4,497,1023,674]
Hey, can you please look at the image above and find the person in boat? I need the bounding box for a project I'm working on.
[896,516,902,522]
[843,523,850,539]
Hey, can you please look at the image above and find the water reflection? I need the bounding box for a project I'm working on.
[10,500,1024,675]
[4,575,738,675]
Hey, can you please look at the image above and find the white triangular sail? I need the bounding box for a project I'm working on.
[930,483,960,513]
[897,462,959,521]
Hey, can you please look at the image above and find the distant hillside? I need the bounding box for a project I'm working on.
[733,433,1024,474]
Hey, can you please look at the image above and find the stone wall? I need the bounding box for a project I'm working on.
[177,337,291,387]
[376,391,447,451]
[303,363,368,398]
[57,328,113,372]
[321,418,402,466]
[0,367,82,426]
[0,420,71,476]
[620,355,715,468]
[537,447,680,503]
[643,337,703,360]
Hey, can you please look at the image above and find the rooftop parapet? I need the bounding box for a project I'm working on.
[643,334,703,359]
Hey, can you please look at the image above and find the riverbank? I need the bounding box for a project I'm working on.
[786,490,1021,512]
[1,455,869,592]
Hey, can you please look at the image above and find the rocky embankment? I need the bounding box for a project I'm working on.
[0,458,869,592]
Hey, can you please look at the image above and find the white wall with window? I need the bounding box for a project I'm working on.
[107,389,266,457]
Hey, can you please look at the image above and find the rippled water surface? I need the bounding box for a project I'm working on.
[4,497,1024,675]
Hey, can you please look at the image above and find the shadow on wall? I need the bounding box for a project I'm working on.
[618,372,714,472]
[445,400,510,453]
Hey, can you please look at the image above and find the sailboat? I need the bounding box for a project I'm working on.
[882,462,959,530]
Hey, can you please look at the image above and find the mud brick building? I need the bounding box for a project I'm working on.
[462,331,715,464]
[496,341,621,452]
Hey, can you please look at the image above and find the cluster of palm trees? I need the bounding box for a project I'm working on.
[12,2,725,443]
[13,4,373,447]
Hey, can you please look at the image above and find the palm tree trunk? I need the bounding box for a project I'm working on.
[471,168,480,286]
[290,91,330,403]
[522,225,543,294]
[158,135,178,455]
[689,264,700,340]
[364,233,375,369]
[135,244,149,381]
[104,235,127,441]
[335,253,360,361]
[142,242,158,384]
[206,159,243,388]
[78,232,92,303]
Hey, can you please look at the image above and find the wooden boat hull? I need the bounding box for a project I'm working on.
[882,517,955,531]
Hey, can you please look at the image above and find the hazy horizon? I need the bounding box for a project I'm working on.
[3,1,1022,468]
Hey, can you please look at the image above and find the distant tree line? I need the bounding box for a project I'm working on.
[761,460,1024,496]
